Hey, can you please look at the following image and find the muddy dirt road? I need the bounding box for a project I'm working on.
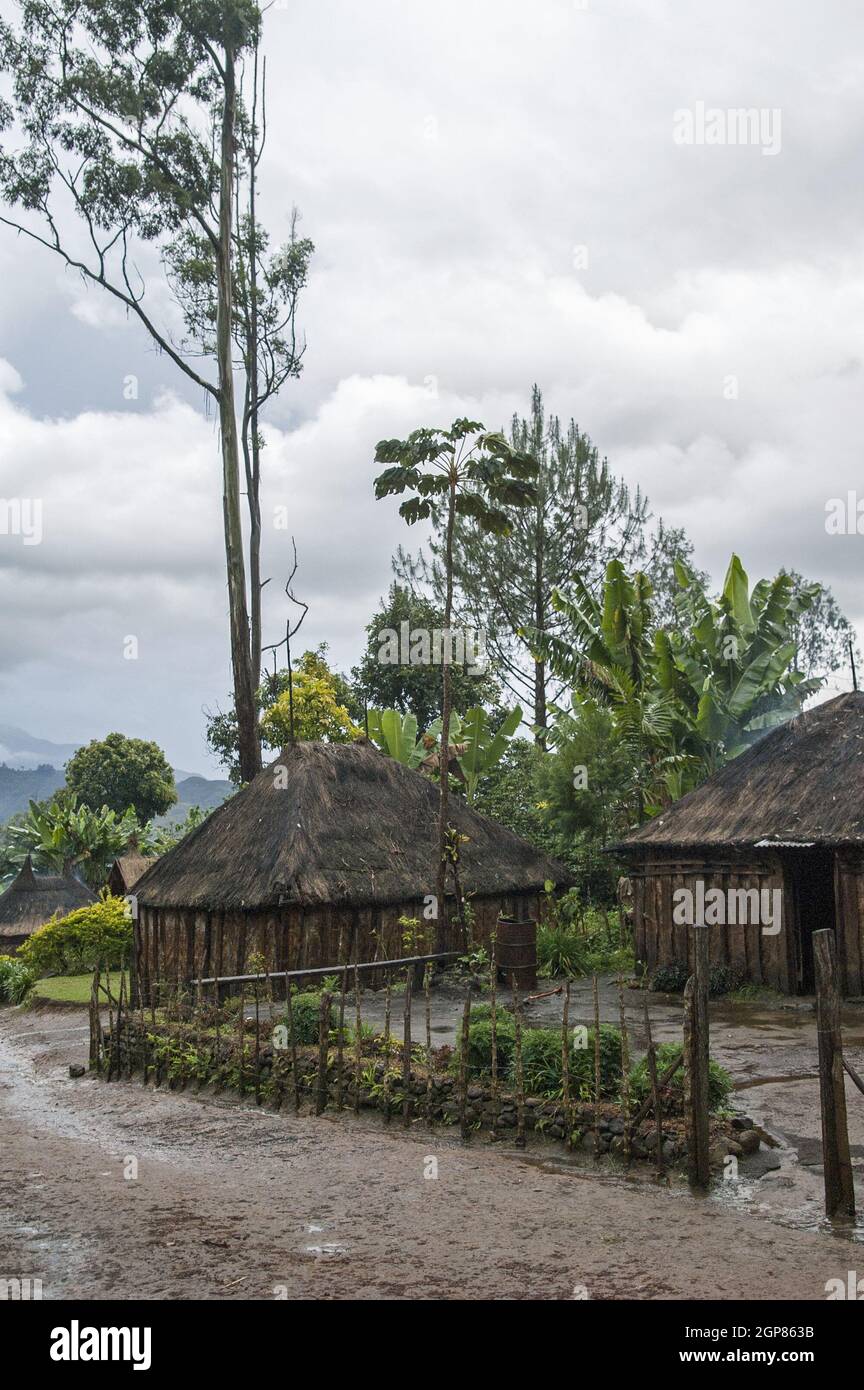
[0,991,862,1301]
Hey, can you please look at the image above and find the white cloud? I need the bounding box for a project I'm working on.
[1,0,864,766]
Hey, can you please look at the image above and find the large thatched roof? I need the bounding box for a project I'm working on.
[0,857,95,942]
[616,692,864,852]
[135,739,570,911]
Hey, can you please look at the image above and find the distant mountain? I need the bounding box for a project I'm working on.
[161,776,235,825]
[0,764,66,822]
[0,724,78,771]
[0,725,233,825]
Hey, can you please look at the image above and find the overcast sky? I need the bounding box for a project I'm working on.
[1,0,863,774]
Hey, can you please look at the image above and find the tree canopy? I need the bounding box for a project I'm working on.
[65,733,176,823]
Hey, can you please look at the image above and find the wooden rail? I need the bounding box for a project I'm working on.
[197,951,461,988]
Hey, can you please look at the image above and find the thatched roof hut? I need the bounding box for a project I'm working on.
[614,692,864,995]
[107,853,156,898]
[134,739,570,995]
[0,857,95,952]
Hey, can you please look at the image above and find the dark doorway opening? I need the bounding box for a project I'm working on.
[784,848,836,993]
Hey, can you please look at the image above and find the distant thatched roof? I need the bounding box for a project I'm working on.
[108,853,156,895]
[135,739,570,911]
[616,692,864,853]
[0,857,95,941]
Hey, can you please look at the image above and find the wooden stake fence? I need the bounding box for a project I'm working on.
[683,926,711,1189]
[813,929,856,1220]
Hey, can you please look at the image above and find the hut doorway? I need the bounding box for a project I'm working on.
[784,848,836,993]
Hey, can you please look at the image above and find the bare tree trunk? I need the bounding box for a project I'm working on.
[245,45,264,688]
[217,35,260,784]
[434,481,456,952]
[533,457,547,744]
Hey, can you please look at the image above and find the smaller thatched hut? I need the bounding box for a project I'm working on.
[0,857,95,953]
[108,853,156,898]
[134,739,571,998]
[613,692,864,996]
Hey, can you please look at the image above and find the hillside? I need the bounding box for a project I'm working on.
[0,764,66,822]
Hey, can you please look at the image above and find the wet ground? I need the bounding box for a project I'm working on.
[1,980,863,1300]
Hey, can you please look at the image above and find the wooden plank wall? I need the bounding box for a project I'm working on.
[835,852,864,997]
[629,853,793,992]
[135,889,544,998]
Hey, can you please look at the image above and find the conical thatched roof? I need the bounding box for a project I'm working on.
[0,857,95,942]
[135,739,570,911]
[616,691,864,852]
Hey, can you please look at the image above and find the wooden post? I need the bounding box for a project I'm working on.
[316,991,331,1115]
[683,926,710,1189]
[512,973,526,1149]
[284,985,300,1113]
[642,994,664,1173]
[382,969,392,1124]
[336,969,347,1112]
[212,971,221,1089]
[353,964,362,1116]
[137,961,148,1086]
[89,966,101,1073]
[813,929,856,1219]
[236,981,245,1099]
[617,978,632,1161]
[592,973,601,1157]
[253,972,261,1105]
[561,979,572,1149]
[489,931,499,1136]
[458,988,472,1140]
[402,969,413,1129]
[424,963,434,1122]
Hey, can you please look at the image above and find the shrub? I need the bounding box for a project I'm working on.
[649,961,742,997]
[628,1041,732,1114]
[0,954,36,1004]
[282,992,340,1045]
[650,961,689,994]
[506,1023,624,1099]
[568,1023,623,1099]
[453,1010,516,1076]
[518,1027,565,1096]
[18,894,132,976]
[536,923,591,979]
[708,964,743,998]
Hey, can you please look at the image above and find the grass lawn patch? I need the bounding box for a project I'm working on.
[32,971,128,1005]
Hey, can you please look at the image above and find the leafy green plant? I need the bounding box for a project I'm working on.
[453,705,522,802]
[536,923,592,979]
[708,964,744,998]
[0,954,36,1004]
[18,894,132,975]
[518,1027,566,1097]
[628,1041,732,1114]
[366,709,427,768]
[453,1010,516,1077]
[568,1024,623,1099]
[7,793,143,889]
[281,992,340,1046]
[650,961,690,994]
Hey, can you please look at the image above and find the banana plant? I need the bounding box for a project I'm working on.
[366,705,522,800]
[456,705,523,802]
[7,793,142,888]
[365,709,427,767]
[665,556,822,765]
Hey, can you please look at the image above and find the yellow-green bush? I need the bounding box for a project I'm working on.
[18,894,132,976]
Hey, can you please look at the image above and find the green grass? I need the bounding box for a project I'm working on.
[32,971,128,1004]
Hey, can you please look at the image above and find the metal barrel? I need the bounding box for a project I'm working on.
[496,916,537,991]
